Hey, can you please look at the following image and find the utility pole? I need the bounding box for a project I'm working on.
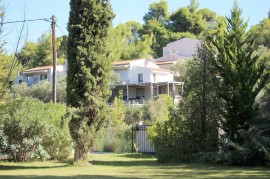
[51,15,57,104]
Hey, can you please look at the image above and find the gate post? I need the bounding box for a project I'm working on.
[131,126,134,153]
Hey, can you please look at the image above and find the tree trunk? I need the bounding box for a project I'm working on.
[74,146,80,162]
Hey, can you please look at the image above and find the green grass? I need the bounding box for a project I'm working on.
[0,153,270,178]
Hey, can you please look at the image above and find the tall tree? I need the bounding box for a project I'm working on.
[67,0,114,161]
[187,0,199,13]
[170,6,207,35]
[143,0,169,24]
[183,43,220,152]
[207,2,269,142]
[109,22,153,60]
[249,18,270,48]
[17,33,65,69]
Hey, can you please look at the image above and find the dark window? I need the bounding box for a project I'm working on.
[19,80,22,84]
[40,74,47,81]
[138,73,143,82]
[136,88,145,98]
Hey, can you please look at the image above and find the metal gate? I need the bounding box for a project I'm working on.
[132,125,155,154]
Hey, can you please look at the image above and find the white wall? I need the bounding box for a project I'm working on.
[13,65,66,85]
[129,59,145,67]
[163,38,200,58]
[115,70,129,83]
[130,66,151,84]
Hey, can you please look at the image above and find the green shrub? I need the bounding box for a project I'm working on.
[0,98,72,162]
[11,76,66,103]
[94,124,132,153]
[195,122,270,166]
[151,109,194,162]
[147,94,172,123]
[125,105,150,125]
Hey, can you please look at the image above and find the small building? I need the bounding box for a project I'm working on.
[13,64,66,86]
[156,38,201,70]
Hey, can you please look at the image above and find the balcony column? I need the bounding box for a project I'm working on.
[126,83,129,101]
[172,81,175,106]
[157,84,159,96]
[167,82,169,96]
[150,82,153,99]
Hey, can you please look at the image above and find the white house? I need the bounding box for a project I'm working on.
[13,63,67,86]
[111,58,183,104]
[156,38,201,70]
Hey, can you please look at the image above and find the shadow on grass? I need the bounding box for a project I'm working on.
[119,153,155,159]
[0,163,71,170]
[90,159,157,167]
[0,175,129,179]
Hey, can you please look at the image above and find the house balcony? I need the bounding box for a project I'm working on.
[110,81,184,105]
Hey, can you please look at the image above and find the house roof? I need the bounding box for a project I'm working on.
[113,59,142,66]
[151,68,171,72]
[156,61,176,65]
[23,66,52,73]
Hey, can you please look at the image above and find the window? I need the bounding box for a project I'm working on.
[40,74,47,81]
[138,73,143,82]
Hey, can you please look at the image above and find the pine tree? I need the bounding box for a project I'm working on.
[207,1,269,143]
[184,43,220,152]
[67,0,114,161]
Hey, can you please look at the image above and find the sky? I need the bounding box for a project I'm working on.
[2,0,270,54]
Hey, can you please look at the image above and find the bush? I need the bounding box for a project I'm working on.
[195,122,270,166]
[94,124,132,153]
[125,105,150,125]
[224,125,270,166]
[147,94,172,123]
[0,98,72,162]
[151,109,195,162]
[11,76,66,103]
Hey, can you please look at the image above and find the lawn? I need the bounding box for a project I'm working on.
[0,153,270,178]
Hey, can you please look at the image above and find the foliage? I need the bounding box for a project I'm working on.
[94,124,132,153]
[147,94,172,123]
[151,44,220,163]
[143,0,169,24]
[42,103,72,160]
[16,32,65,69]
[141,18,195,57]
[107,22,153,61]
[11,76,66,103]
[110,91,125,126]
[170,58,191,81]
[250,18,270,48]
[150,109,195,162]
[183,44,220,153]
[0,54,21,104]
[170,7,207,36]
[125,105,150,125]
[197,122,270,166]
[0,98,71,162]
[140,0,223,57]
[67,0,114,161]
[206,2,269,143]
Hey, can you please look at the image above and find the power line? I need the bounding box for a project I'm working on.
[2,18,50,25]
[56,24,67,36]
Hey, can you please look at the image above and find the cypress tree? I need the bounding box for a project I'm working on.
[67,0,114,161]
[207,1,269,143]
